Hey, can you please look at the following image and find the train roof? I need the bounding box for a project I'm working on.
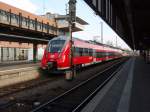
[73,37,123,51]
[51,35,123,51]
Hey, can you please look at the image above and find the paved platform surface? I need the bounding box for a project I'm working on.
[0,61,40,87]
[82,56,150,112]
[0,61,40,71]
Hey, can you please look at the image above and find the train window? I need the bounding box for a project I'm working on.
[83,48,89,56]
[114,52,116,56]
[115,52,119,56]
[100,52,104,58]
[96,52,98,58]
[112,52,115,56]
[96,51,99,58]
[93,49,96,57]
[95,51,99,58]
[109,52,113,56]
[89,49,93,56]
[99,52,103,58]
[48,40,65,53]
[74,47,79,57]
[96,52,108,58]
[110,52,112,56]
[106,52,110,56]
[102,52,105,57]
[79,48,83,56]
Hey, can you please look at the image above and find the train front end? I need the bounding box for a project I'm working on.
[41,36,70,72]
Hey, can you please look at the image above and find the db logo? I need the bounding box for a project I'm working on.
[89,57,92,59]
[51,55,54,58]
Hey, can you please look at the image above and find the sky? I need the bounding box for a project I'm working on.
[0,0,131,50]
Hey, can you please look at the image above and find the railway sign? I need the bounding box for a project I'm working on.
[69,0,76,23]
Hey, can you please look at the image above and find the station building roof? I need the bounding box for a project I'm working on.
[55,15,88,25]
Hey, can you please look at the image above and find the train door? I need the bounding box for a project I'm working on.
[105,52,109,61]
[93,49,96,63]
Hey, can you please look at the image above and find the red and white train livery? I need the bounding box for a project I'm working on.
[41,36,122,72]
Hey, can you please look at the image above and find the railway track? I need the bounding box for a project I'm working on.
[0,75,62,110]
[31,59,127,112]
[0,76,61,98]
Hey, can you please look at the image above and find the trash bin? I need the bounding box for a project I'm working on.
[65,70,73,81]
[146,50,150,63]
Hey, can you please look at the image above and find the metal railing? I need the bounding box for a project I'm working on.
[0,9,57,35]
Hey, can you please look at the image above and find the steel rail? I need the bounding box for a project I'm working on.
[31,59,127,112]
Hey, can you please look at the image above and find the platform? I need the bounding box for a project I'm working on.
[81,56,150,112]
[0,61,40,88]
[0,61,40,71]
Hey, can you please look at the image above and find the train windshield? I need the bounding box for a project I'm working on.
[48,40,65,53]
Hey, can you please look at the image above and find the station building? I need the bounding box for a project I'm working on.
[0,42,45,62]
[42,12,88,35]
[0,2,88,63]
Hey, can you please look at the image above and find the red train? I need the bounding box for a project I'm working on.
[41,36,122,72]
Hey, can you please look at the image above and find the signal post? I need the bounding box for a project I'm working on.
[65,0,77,80]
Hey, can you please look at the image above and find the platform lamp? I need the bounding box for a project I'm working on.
[100,21,103,44]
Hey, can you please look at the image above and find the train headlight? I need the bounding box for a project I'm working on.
[50,55,55,58]
[62,55,66,62]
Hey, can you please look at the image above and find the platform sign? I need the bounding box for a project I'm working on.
[69,0,76,23]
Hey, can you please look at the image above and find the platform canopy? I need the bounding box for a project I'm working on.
[84,0,150,50]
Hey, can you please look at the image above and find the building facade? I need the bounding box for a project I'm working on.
[0,41,46,62]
